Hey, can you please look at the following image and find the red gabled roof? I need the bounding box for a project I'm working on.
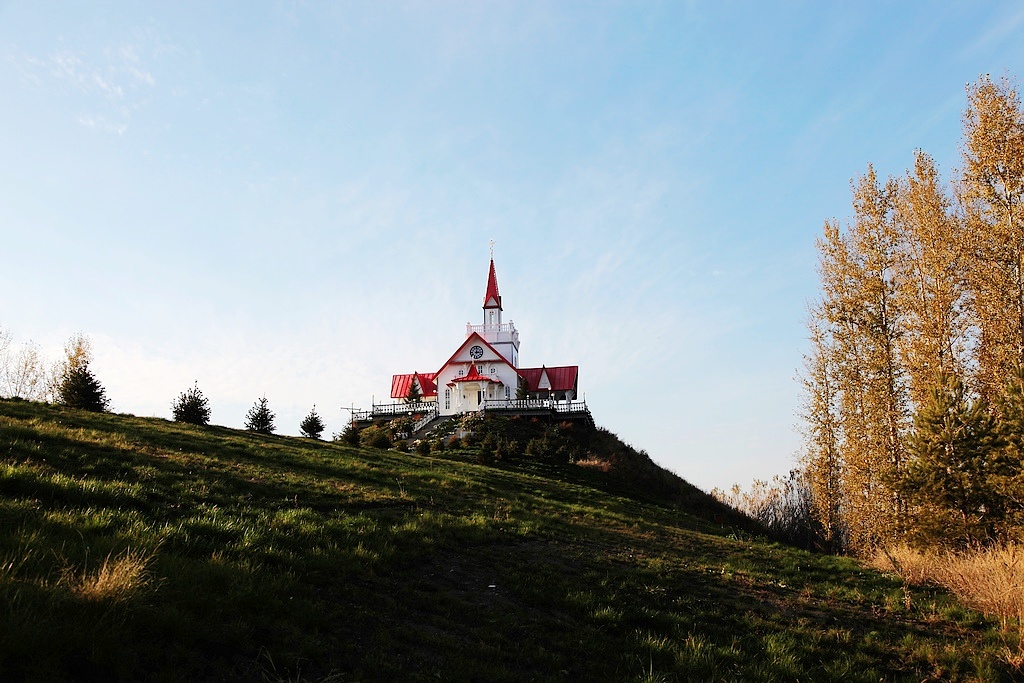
[518,366,578,393]
[391,372,438,399]
[435,331,520,377]
[449,363,503,385]
[483,259,501,309]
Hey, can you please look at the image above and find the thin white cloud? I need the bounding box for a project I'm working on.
[76,115,128,135]
[13,37,159,133]
[956,7,1024,60]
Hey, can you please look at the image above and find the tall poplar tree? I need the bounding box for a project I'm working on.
[799,312,845,551]
[807,168,909,551]
[894,151,971,406]
[959,76,1024,397]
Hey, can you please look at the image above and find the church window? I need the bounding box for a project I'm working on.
[505,386,510,399]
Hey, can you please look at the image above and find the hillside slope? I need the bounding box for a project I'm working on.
[0,399,1012,681]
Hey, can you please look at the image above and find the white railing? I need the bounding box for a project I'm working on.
[352,397,590,426]
[467,321,517,334]
[411,407,439,432]
[466,322,519,342]
[354,401,437,422]
[553,400,590,414]
[480,398,590,415]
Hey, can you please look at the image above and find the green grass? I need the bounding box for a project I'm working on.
[0,398,1015,681]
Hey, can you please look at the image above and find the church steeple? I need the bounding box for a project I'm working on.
[483,258,502,311]
[468,253,518,367]
[483,258,504,330]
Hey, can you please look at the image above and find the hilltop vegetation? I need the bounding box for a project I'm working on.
[0,399,1016,681]
[376,412,757,531]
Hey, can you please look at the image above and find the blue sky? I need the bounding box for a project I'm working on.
[2,1,1023,491]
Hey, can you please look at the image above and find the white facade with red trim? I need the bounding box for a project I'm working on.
[390,259,579,417]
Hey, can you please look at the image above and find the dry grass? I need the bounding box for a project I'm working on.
[940,545,1024,631]
[573,456,612,473]
[873,544,1024,629]
[872,544,938,587]
[66,547,156,603]
[873,543,1024,667]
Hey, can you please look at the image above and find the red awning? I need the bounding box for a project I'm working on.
[448,364,503,385]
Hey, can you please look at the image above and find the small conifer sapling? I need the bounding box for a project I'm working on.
[337,422,360,445]
[58,364,109,412]
[516,378,529,401]
[300,405,325,439]
[245,396,276,435]
[406,377,422,404]
[172,382,211,425]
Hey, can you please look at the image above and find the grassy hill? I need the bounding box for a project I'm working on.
[0,399,1014,682]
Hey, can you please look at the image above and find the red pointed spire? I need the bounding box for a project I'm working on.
[483,258,502,309]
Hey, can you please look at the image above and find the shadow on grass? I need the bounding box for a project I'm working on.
[0,399,1012,682]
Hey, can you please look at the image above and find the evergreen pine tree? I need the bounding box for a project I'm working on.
[897,374,1001,546]
[991,369,1024,535]
[244,396,276,435]
[405,377,421,404]
[171,382,211,425]
[516,378,529,401]
[57,364,109,412]
[337,421,360,446]
[299,405,325,439]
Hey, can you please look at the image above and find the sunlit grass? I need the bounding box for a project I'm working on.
[65,546,155,603]
[0,398,1017,681]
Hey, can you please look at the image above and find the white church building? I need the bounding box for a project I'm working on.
[356,257,590,427]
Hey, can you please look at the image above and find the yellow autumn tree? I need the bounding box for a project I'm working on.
[894,150,972,407]
[801,75,1024,552]
[959,76,1024,397]
[798,310,845,551]
[805,168,910,552]
[47,333,93,403]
